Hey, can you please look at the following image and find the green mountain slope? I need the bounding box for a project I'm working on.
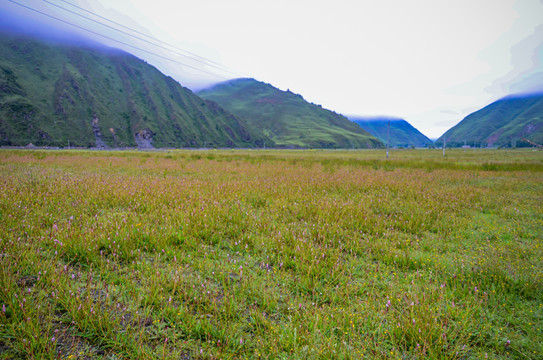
[0,32,271,148]
[198,78,383,149]
[436,94,543,148]
[349,117,433,147]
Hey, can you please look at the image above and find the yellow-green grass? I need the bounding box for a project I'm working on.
[0,149,541,359]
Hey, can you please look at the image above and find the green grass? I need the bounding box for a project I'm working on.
[0,148,542,359]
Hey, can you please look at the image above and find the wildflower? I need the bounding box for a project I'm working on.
[2,304,5,313]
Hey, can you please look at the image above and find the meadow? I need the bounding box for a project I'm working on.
[0,148,541,359]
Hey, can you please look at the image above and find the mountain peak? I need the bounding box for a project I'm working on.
[198,79,383,149]
[349,117,433,147]
[437,93,543,147]
[0,31,271,148]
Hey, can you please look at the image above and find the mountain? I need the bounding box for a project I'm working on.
[197,78,383,149]
[349,117,433,148]
[436,93,543,148]
[0,31,272,148]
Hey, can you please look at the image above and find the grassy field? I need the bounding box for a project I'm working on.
[0,148,542,359]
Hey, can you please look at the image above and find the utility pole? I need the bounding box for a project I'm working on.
[443,137,446,156]
[386,120,390,160]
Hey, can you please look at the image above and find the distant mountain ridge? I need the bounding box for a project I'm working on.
[198,78,384,149]
[349,116,433,147]
[0,31,271,148]
[436,93,543,148]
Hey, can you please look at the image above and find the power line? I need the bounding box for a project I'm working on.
[8,0,232,80]
[43,0,245,78]
[56,0,163,41]
[55,0,241,75]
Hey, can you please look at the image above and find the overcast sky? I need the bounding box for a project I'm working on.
[2,0,543,138]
